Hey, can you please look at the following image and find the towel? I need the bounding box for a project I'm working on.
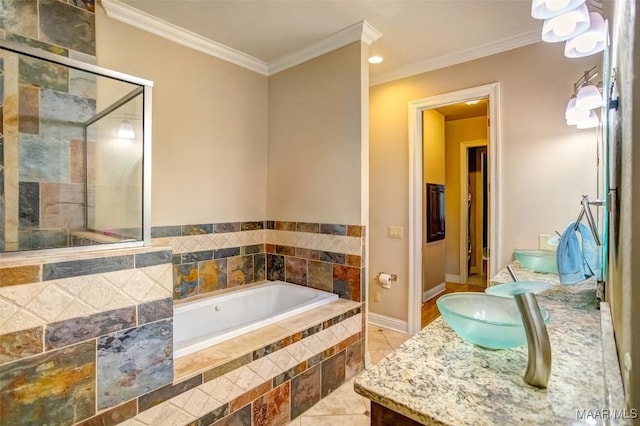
[580,221,602,281]
[556,221,602,285]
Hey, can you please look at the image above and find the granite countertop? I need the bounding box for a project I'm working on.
[355,263,615,425]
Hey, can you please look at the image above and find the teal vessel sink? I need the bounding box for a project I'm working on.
[485,281,553,297]
[436,292,550,350]
[513,249,558,273]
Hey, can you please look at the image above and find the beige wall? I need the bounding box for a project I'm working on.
[369,41,599,321]
[444,116,487,278]
[267,42,365,225]
[422,110,446,293]
[95,8,268,226]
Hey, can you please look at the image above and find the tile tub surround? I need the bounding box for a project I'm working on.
[0,246,174,425]
[355,266,628,425]
[102,299,364,426]
[0,246,172,334]
[152,220,365,303]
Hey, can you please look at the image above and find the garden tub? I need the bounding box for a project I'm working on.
[174,280,339,358]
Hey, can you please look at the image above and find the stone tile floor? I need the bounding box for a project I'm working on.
[287,327,410,425]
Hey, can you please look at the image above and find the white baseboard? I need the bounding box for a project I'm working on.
[445,273,461,283]
[422,282,446,302]
[368,312,409,334]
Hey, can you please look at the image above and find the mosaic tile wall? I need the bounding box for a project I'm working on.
[152,220,366,303]
[0,0,97,251]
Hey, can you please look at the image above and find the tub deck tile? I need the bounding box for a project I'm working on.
[174,300,363,384]
[274,300,360,333]
[175,346,231,382]
[214,325,291,359]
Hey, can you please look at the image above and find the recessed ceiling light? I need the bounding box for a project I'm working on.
[368,55,383,64]
[465,100,480,105]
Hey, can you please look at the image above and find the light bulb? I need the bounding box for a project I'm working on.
[531,0,585,19]
[564,12,607,58]
[117,119,135,140]
[576,110,599,129]
[546,0,571,11]
[566,97,590,125]
[541,3,590,42]
[576,84,603,110]
[553,17,578,36]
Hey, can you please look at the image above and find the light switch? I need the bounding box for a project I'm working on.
[388,225,404,239]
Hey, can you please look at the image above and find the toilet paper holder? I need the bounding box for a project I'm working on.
[376,272,397,282]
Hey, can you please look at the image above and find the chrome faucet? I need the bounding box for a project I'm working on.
[507,265,551,388]
[514,292,552,389]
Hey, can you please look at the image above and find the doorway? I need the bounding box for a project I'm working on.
[407,83,501,335]
[460,142,488,287]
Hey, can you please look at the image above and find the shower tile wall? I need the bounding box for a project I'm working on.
[0,0,97,251]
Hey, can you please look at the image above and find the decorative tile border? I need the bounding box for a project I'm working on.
[0,249,173,334]
[152,221,365,303]
[151,221,363,256]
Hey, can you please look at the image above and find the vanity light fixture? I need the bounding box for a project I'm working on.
[565,96,588,125]
[564,11,607,57]
[531,0,585,19]
[532,0,609,58]
[575,110,600,129]
[576,82,603,110]
[541,2,590,42]
[566,66,602,128]
[368,55,383,64]
[117,119,135,140]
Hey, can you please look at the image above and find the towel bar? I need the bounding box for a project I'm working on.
[574,195,602,246]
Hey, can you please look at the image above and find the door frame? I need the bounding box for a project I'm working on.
[407,82,501,335]
[459,140,488,285]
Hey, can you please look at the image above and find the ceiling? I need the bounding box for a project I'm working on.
[115,0,543,85]
[434,99,488,121]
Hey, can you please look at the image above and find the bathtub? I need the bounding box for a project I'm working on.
[174,281,339,358]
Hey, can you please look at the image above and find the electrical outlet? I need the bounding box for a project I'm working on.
[374,291,381,302]
[388,225,404,239]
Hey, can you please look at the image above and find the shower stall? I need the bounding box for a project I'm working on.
[0,40,152,255]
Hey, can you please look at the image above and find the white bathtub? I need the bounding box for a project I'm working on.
[173,281,339,358]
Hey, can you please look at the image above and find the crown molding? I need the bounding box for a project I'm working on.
[268,20,382,75]
[102,0,269,75]
[102,0,382,77]
[362,20,384,45]
[370,28,541,86]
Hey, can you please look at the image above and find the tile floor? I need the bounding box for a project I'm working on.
[287,327,410,425]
